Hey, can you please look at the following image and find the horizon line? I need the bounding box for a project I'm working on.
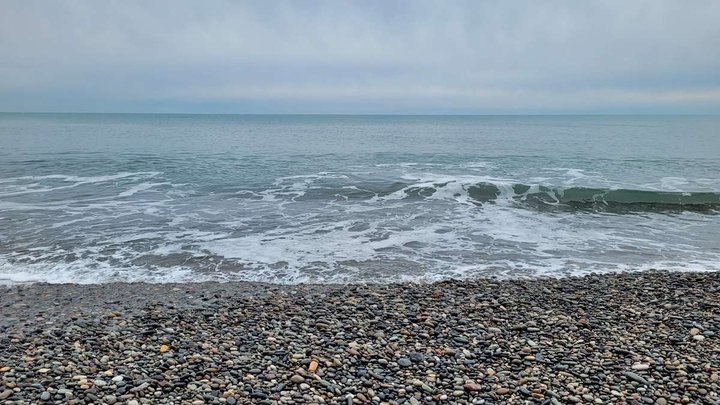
[2,111,719,117]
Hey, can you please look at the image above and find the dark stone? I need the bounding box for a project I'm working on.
[250,390,268,399]
[408,352,424,363]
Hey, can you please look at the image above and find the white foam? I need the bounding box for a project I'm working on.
[0,172,163,198]
[2,166,719,285]
[0,259,207,285]
[10,172,161,184]
[117,182,169,197]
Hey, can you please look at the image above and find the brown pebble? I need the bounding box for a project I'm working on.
[463,383,482,392]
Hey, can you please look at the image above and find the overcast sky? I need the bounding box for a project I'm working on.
[1,0,719,114]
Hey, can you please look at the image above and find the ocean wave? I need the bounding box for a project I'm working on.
[256,175,720,212]
[1,168,719,285]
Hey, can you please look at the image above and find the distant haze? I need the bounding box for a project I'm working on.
[1,0,719,114]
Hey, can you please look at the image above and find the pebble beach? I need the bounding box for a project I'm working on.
[1,271,719,404]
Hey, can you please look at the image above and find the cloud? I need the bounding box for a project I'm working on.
[0,0,719,113]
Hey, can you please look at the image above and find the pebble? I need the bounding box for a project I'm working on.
[408,352,424,363]
[463,383,482,391]
[453,335,469,343]
[0,271,718,404]
[397,358,412,367]
[624,372,651,385]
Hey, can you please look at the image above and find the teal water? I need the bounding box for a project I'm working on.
[0,113,718,283]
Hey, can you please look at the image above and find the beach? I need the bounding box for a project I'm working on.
[3,1,720,403]
[1,270,718,404]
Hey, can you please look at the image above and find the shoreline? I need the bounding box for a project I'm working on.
[1,270,718,404]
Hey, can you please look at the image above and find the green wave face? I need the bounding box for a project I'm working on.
[295,181,720,212]
[467,183,720,212]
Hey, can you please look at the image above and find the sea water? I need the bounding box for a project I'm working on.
[0,114,718,284]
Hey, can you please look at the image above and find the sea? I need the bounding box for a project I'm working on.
[0,113,718,284]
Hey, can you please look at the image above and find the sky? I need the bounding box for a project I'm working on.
[1,0,719,114]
